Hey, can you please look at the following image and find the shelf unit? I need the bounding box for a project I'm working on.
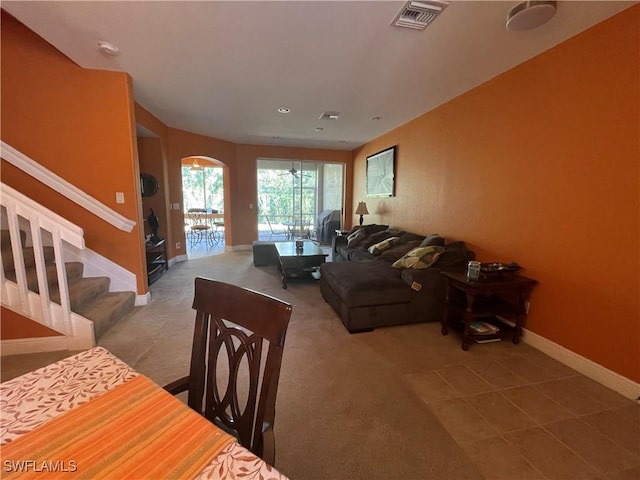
[146,238,168,285]
[440,270,538,350]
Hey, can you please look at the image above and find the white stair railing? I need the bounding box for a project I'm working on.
[1,183,85,336]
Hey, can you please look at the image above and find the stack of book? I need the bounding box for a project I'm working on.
[469,321,501,343]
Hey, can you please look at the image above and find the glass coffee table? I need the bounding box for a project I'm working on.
[274,241,328,289]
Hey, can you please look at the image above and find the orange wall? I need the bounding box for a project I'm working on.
[1,307,62,339]
[353,7,639,382]
[0,11,147,293]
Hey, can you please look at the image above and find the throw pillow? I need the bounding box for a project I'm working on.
[347,228,366,247]
[378,240,422,263]
[397,232,425,244]
[360,228,403,249]
[420,234,445,247]
[368,236,400,255]
[346,225,362,236]
[392,246,445,269]
[436,241,473,269]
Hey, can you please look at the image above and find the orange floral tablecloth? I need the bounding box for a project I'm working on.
[0,347,288,480]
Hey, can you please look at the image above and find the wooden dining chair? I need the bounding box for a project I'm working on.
[164,277,292,465]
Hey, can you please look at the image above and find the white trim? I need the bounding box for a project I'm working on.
[64,244,137,294]
[229,244,251,252]
[1,184,84,249]
[172,254,189,264]
[523,328,640,401]
[136,292,151,306]
[1,141,136,233]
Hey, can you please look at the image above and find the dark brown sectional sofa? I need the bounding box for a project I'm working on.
[319,225,474,333]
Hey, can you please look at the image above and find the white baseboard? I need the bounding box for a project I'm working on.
[229,244,251,252]
[523,328,640,401]
[64,244,137,293]
[135,292,151,306]
[171,254,188,265]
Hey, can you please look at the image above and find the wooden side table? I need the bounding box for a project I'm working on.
[440,270,538,350]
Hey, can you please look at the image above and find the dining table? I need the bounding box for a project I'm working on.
[185,212,225,247]
[0,347,288,479]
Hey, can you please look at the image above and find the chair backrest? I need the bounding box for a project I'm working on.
[187,208,209,229]
[265,215,275,232]
[185,277,292,463]
[265,216,285,235]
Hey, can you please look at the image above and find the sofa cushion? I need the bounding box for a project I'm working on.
[436,241,474,269]
[368,236,400,255]
[360,228,405,249]
[320,261,412,307]
[377,239,422,263]
[397,232,425,244]
[420,234,445,247]
[348,248,375,261]
[392,246,445,269]
[346,224,389,248]
[347,228,366,247]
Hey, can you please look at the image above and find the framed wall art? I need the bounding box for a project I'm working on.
[366,146,396,197]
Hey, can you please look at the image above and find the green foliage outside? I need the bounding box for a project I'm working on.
[257,169,317,225]
[182,166,224,212]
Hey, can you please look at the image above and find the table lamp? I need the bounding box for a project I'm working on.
[355,201,369,226]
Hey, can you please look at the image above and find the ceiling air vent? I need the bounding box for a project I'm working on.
[319,111,341,120]
[393,1,449,30]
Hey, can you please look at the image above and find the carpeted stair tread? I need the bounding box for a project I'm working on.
[49,276,111,312]
[75,291,136,340]
[2,229,136,340]
[4,262,84,292]
[2,246,56,274]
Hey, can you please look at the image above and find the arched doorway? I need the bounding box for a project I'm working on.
[181,156,227,259]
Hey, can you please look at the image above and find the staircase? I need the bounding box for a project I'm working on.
[1,144,140,352]
[2,229,135,340]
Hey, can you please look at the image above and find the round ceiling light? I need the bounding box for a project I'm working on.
[277,107,291,114]
[97,40,120,56]
[506,1,557,32]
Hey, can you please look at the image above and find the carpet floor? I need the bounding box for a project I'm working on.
[97,251,484,479]
[5,251,638,479]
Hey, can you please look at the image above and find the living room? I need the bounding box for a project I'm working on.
[1,2,638,479]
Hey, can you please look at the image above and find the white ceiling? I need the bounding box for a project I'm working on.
[3,1,635,150]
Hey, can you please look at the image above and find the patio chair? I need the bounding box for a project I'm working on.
[187,208,213,248]
[265,216,288,239]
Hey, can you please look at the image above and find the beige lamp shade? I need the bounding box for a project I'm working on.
[355,202,369,225]
[355,202,369,215]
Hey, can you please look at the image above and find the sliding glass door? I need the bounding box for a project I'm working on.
[257,159,343,243]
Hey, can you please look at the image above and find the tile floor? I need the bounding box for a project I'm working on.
[403,338,640,480]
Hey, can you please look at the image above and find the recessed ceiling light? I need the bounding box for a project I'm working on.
[370,116,383,121]
[97,40,120,56]
[277,107,291,114]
